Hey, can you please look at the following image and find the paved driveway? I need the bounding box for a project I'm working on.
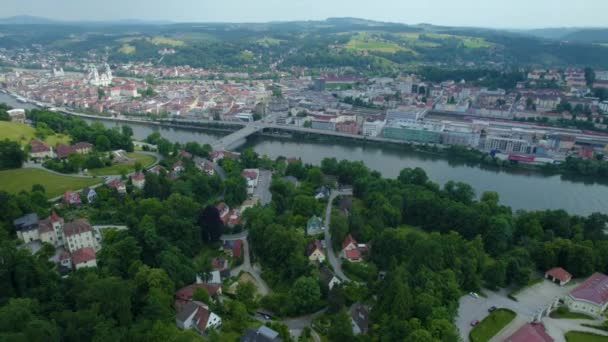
[254,169,272,205]
[456,280,577,341]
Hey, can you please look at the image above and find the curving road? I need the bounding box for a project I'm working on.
[324,188,353,282]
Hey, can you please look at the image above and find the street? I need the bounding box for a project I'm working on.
[323,188,353,282]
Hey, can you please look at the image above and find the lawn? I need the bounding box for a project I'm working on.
[86,152,156,176]
[118,44,136,54]
[565,331,608,342]
[0,121,70,147]
[0,168,101,198]
[469,308,516,342]
[551,307,594,320]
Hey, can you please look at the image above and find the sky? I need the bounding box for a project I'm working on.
[2,0,608,29]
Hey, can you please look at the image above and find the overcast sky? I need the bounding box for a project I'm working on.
[2,0,607,29]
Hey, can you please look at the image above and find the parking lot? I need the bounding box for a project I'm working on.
[456,279,577,341]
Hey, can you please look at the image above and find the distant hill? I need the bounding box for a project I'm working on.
[0,15,58,25]
[522,27,608,44]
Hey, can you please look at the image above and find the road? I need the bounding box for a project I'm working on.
[253,169,272,205]
[228,236,270,296]
[323,188,353,282]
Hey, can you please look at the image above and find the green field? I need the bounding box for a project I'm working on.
[0,121,71,147]
[0,168,101,198]
[566,331,608,342]
[118,44,136,54]
[345,32,408,53]
[470,309,516,342]
[87,152,156,176]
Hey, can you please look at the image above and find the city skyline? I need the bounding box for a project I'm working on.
[2,0,608,29]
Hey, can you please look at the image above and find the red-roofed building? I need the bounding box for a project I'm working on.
[56,143,75,159]
[174,283,222,311]
[504,323,553,342]
[29,140,54,159]
[342,234,362,262]
[175,301,222,335]
[71,247,97,270]
[131,172,146,189]
[63,219,95,253]
[63,191,81,205]
[107,179,126,194]
[566,272,608,317]
[342,234,358,251]
[545,267,572,286]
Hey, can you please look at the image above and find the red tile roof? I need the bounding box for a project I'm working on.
[306,240,324,257]
[56,144,75,159]
[131,172,145,181]
[194,303,211,331]
[71,247,96,265]
[63,219,92,237]
[345,248,361,261]
[569,272,608,306]
[545,267,572,282]
[342,234,358,250]
[30,139,51,153]
[233,240,243,258]
[175,283,221,303]
[504,323,553,342]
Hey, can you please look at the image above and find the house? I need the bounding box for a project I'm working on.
[211,257,228,271]
[7,109,26,123]
[241,169,259,195]
[148,165,165,175]
[307,215,323,233]
[63,219,96,253]
[341,234,362,262]
[504,323,553,342]
[319,266,341,291]
[63,191,81,205]
[13,213,40,243]
[55,144,74,159]
[565,272,608,317]
[350,303,370,335]
[107,179,126,195]
[29,140,54,160]
[131,172,146,189]
[174,283,222,311]
[223,240,243,258]
[176,301,222,335]
[545,267,572,286]
[82,187,97,203]
[195,158,215,175]
[314,186,330,200]
[37,211,64,246]
[306,240,326,263]
[172,160,185,173]
[71,247,97,270]
[240,326,282,342]
[72,142,93,154]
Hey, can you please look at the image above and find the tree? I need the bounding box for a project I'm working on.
[289,276,321,314]
[199,205,224,243]
[193,287,210,304]
[0,139,25,170]
[224,176,247,207]
[95,135,111,151]
[328,309,355,341]
[236,281,256,310]
[122,125,134,138]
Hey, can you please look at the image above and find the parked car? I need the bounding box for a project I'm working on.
[488,306,497,312]
[470,320,480,327]
[469,292,479,298]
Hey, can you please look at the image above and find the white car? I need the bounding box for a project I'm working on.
[469,292,479,298]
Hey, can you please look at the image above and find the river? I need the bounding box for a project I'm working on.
[1,93,607,215]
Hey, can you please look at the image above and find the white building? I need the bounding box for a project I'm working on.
[63,219,96,253]
[362,118,386,137]
[72,247,97,270]
[241,169,259,195]
[176,301,222,334]
[565,273,608,317]
[86,63,113,87]
[7,109,26,123]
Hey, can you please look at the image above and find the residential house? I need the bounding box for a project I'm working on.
[504,323,553,342]
[29,140,54,160]
[63,219,96,253]
[82,187,97,203]
[63,191,81,205]
[13,213,40,243]
[350,303,370,335]
[131,172,146,189]
[148,165,165,175]
[545,267,572,286]
[306,240,325,263]
[306,215,323,234]
[7,109,26,123]
[174,283,222,311]
[195,158,215,175]
[72,142,93,154]
[37,211,64,246]
[176,301,222,335]
[211,257,228,271]
[240,326,282,342]
[241,169,259,195]
[107,179,127,195]
[565,272,608,317]
[314,186,330,200]
[71,247,97,270]
[341,234,362,262]
[319,266,341,291]
[172,160,185,174]
[223,240,243,258]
